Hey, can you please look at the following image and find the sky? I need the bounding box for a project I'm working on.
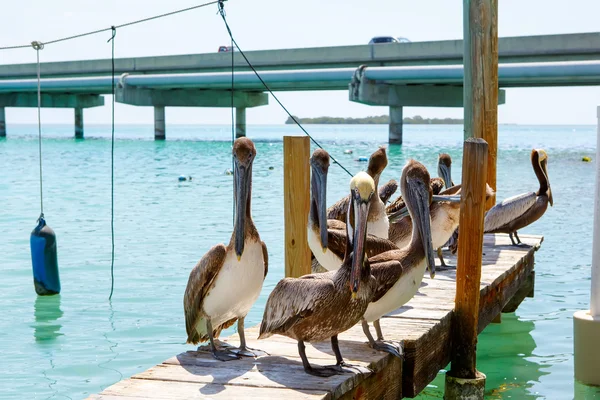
[1,0,599,126]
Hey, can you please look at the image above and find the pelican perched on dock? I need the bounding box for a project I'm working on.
[259,172,378,377]
[386,153,462,268]
[361,159,436,355]
[183,137,268,361]
[327,146,391,239]
[387,183,494,269]
[484,149,553,245]
[308,149,398,272]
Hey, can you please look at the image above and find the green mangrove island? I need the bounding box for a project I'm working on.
[285,115,464,125]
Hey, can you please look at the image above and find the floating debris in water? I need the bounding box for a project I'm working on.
[582,156,592,162]
[357,156,368,162]
[344,149,353,154]
[178,175,192,182]
[268,166,274,170]
[224,169,233,175]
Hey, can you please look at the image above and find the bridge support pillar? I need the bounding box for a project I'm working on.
[74,108,84,139]
[154,106,166,140]
[389,106,403,145]
[0,107,5,137]
[236,107,246,138]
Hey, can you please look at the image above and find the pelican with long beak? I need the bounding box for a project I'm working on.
[361,159,437,356]
[183,137,268,361]
[327,146,391,239]
[259,172,377,377]
[437,153,454,189]
[387,184,494,270]
[484,149,553,245]
[308,149,398,272]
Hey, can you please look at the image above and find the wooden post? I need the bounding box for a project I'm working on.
[283,136,311,278]
[463,0,498,210]
[451,137,488,379]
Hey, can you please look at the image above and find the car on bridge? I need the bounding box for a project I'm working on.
[368,36,411,44]
[218,45,235,52]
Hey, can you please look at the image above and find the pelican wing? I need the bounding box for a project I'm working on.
[386,195,406,215]
[369,259,404,303]
[327,219,346,231]
[379,179,398,203]
[183,243,227,344]
[484,192,537,233]
[261,241,269,279]
[327,195,350,223]
[326,229,399,261]
[258,274,335,339]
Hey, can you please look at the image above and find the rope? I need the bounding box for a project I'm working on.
[108,27,116,300]
[32,41,44,220]
[0,1,219,51]
[224,4,235,227]
[216,1,353,177]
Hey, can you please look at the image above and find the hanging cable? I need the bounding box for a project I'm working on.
[108,27,116,300]
[222,4,235,227]
[216,1,353,177]
[0,1,219,51]
[32,41,45,220]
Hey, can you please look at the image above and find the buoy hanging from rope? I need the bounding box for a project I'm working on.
[29,40,60,295]
[30,216,60,295]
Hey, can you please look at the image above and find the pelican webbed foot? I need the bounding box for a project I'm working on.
[372,339,404,359]
[228,345,269,358]
[213,348,241,361]
[201,320,241,362]
[436,247,456,270]
[227,317,270,357]
[509,232,528,247]
[363,320,403,359]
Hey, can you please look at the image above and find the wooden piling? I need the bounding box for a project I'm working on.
[463,0,498,210]
[450,137,488,379]
[283,136,311,278]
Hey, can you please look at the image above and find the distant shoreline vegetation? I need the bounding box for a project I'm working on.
[285,115,464,125]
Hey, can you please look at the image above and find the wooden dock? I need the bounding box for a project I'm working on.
[88,233,542,400]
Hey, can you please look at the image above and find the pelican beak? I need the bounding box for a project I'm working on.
[313,166,329,251]
[351,194,370,295]
[234,159,250,259]
[409,178,436,279]
[432,194,461,203]
[542,160,553,206]
[389,207,410,223]
[438,163,452,189]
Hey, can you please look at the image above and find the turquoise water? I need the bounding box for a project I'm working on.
[1,123,599,400]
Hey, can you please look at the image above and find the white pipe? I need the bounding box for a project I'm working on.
[592,105,600,317]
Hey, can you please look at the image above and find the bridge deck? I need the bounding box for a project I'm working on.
[87,233,542,400]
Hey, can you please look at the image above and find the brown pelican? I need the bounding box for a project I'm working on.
[437,153,454,188]
[327,147,390,239]
[183,137,268,361]
[259,171,378,377]
[387,184,494,269]
[308,149,398,272]
[484,149,553,245]
[361,159,436,355]
[385,177,445,216]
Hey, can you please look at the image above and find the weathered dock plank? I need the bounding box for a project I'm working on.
[88,233,542,400]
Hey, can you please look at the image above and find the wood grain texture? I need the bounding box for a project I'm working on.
[283,136,311,278]
[451,138,488,379]
[463,0,499,210]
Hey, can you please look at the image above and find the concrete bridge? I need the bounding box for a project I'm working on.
[1,32,600,142]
